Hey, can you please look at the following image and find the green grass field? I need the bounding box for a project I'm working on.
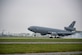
[0,37,82,54]
[0,44,82,54]
[0,37,82,42]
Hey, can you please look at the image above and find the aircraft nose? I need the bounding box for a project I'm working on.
[28,26,33,31]
[28,27,31,30]
[28,26,35,32]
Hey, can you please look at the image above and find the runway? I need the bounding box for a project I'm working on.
[0,42,82,44]
[0,51,82,55]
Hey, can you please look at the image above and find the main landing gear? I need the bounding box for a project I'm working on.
[49,35,60,38]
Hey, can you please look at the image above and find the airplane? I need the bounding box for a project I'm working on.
[28,21,76,38]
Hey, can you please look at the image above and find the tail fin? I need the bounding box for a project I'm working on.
[68,21,76,28]
[64,21,76,32]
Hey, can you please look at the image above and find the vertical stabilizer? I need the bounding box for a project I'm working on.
[64,21,76,31]
[69,21,76,28]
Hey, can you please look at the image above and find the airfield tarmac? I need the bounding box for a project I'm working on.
[0,42,82,44]
[0,51,82,55]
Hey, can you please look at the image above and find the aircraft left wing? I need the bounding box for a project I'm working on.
[48,31,75,36]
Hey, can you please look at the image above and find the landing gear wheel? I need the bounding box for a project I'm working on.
[49,37,53,38]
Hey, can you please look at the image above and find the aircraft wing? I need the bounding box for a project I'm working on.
[76,31,82,33]
[57,32,75,34]
[48,31,75,36]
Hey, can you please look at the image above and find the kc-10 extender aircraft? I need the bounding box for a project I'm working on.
[28,21,76,38]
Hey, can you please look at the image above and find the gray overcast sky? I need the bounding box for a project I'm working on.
[0,0,82,33]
